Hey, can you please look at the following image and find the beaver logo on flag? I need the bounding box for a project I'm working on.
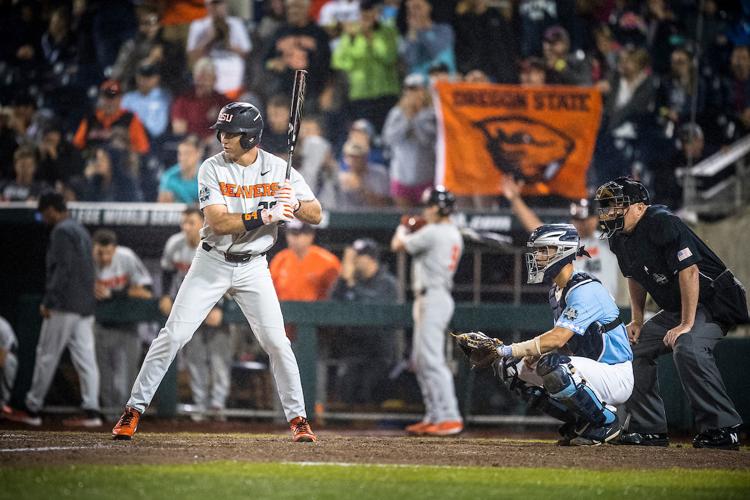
[474,116,575,183]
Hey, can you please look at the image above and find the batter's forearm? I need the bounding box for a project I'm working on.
[678,265,699,327]
[295,199,322,225]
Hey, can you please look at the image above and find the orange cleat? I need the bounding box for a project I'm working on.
[405,421,433,435]
[112,406,141,440]
[423,420,464,436]
[290,416,317,442]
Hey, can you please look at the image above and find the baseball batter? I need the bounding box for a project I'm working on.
[113,102,322,442]
[391,186,464,436]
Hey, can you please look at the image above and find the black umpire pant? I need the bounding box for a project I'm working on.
[626,306,742,434]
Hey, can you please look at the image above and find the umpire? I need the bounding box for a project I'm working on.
[595,177,748,450]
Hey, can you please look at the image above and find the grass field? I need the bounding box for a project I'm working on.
[2,461,750,500]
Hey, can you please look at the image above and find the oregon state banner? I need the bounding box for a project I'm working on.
[433,82,602,199]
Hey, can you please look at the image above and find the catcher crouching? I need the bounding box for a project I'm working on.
[454,224,634,446]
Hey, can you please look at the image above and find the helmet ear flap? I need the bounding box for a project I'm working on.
[239,133,252,150]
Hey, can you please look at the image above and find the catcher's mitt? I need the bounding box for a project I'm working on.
[400,214,427,233]
[451,331,503,370]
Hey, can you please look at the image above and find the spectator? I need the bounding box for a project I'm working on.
[264,0,331,104]
[656,47,708,132]
[160,208,231,421]
[382,73,436,208]
[519,57,547,86]
[3,193,100,427]
[111,6,186,94]
[1,145,48,202]
[298,115,337,207]
[39,6,79,87]
[0,316,18,413]
[262,94,292,158]
[77,147,142,202]
[518,0,559,58]
[591,23,621,85]
[158,135,203,204]
[454,0,518,84]
[339,140,391,209]
[159,0,208,48]
[187,0,252,99]
[317,0,360,41]
[36,120,84,187]
[171,58,229,146]
[329,238,398,404]
[270,220,341,302]
[723,45,750,136]
[345,118,385,166]
[643,0,681,76]
[92,229,153,414]
[331,0,400,132]
[402,0,456,77]
[464,69,491,83]
[73,80,150,157]
[121,62,172,143]
[542,25,592,86]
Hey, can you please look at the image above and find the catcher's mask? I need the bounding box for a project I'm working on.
[211,102,264,150]
[421,185,455,216]
[525,224,586,284]
[594,177,650,239]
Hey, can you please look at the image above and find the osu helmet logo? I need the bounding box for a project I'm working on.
[217,112,234,123]
[474,116,575,183]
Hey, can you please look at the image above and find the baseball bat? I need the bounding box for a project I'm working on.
[459,227,514,249]
[285,69,308,181]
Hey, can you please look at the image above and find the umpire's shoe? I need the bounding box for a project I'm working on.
[692,425,741,451]
[618,432,669,447]
[112,406,141,440]
[290,416,317,442]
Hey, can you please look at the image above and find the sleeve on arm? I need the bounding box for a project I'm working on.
[655,215,703,272]
[127,251,154,287]
[198,161,226,209]
[554,284,603,335]
[403,226,434,255]
[290,167,315,201]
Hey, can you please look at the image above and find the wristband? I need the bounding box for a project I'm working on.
[510,336,543,358]
[293,200,302,213]
[243,210,264,231]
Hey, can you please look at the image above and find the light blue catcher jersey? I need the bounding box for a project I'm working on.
[552,273,633,364]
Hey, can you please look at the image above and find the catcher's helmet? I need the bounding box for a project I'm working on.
[594,177,650,238]
[421,185,455,216]
[211,102,264,150]
[525,223,581,284]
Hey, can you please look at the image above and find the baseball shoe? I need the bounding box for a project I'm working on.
[617,432,669,447]
[423,420,464,437]
[692,425,741,451]
[575,417,621,446]
[112,406,141,440]
[290,416,317,442]
[556,422,578,446]
[63,410,104,428]
[405,421,433,436]
[2,406,42,426]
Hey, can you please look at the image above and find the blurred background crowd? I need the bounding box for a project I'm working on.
[0,0,747,211]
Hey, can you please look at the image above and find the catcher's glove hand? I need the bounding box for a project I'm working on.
[451,331,503,370]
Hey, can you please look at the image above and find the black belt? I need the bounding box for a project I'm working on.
[202,242,265,263]
[599,317,623,333]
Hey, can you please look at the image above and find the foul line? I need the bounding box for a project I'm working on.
[0,445,105,453]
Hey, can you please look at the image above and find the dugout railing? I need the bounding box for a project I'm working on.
[11,294,750,431]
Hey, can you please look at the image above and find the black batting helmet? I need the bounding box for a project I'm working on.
[211,102,264,150]
[422,185,456,216]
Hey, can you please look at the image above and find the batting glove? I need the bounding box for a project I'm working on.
[262,202,294,224]
[275,182,300,212]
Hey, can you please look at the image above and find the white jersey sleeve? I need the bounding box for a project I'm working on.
[121,247,154,287]
[198,159,226,209]
[403,225,435,256]
[161,233,182,271]
[290,164,315,202]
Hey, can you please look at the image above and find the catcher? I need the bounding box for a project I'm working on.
[454,224,634,445]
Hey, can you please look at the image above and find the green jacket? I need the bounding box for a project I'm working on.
[332,25,400,101]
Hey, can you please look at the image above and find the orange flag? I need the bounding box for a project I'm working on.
[434,82,602,199]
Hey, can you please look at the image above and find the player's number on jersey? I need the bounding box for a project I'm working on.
[257,201,278,211]
[448,244,460,272]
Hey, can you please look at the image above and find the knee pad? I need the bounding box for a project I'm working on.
[536,353,571,377]
[523,385,577,424]
[540,360,616,427]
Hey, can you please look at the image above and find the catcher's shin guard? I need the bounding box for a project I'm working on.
[537,354,616,427]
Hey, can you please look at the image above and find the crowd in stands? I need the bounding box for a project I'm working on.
[0,0,748,210]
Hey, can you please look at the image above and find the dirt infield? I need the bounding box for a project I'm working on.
[2,427,749,470]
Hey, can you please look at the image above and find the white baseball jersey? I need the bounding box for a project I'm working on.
[0,316,16,351]
[576,232,621,301]
[96,246,153,292]
[403,222,464,292]
[161,232,198,299]
[198,150,316,254]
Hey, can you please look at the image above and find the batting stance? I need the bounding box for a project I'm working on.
[113,102,322,442]
[455,224,634,445]
[391,186,465,436]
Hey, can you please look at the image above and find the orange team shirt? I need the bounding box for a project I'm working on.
[270,245,341,301]
[161,0,207,26]
[73,109,150,155]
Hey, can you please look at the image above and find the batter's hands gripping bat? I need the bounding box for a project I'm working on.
[285,69,308,181]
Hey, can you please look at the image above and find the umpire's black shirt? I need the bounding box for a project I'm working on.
[608,205,726,313]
